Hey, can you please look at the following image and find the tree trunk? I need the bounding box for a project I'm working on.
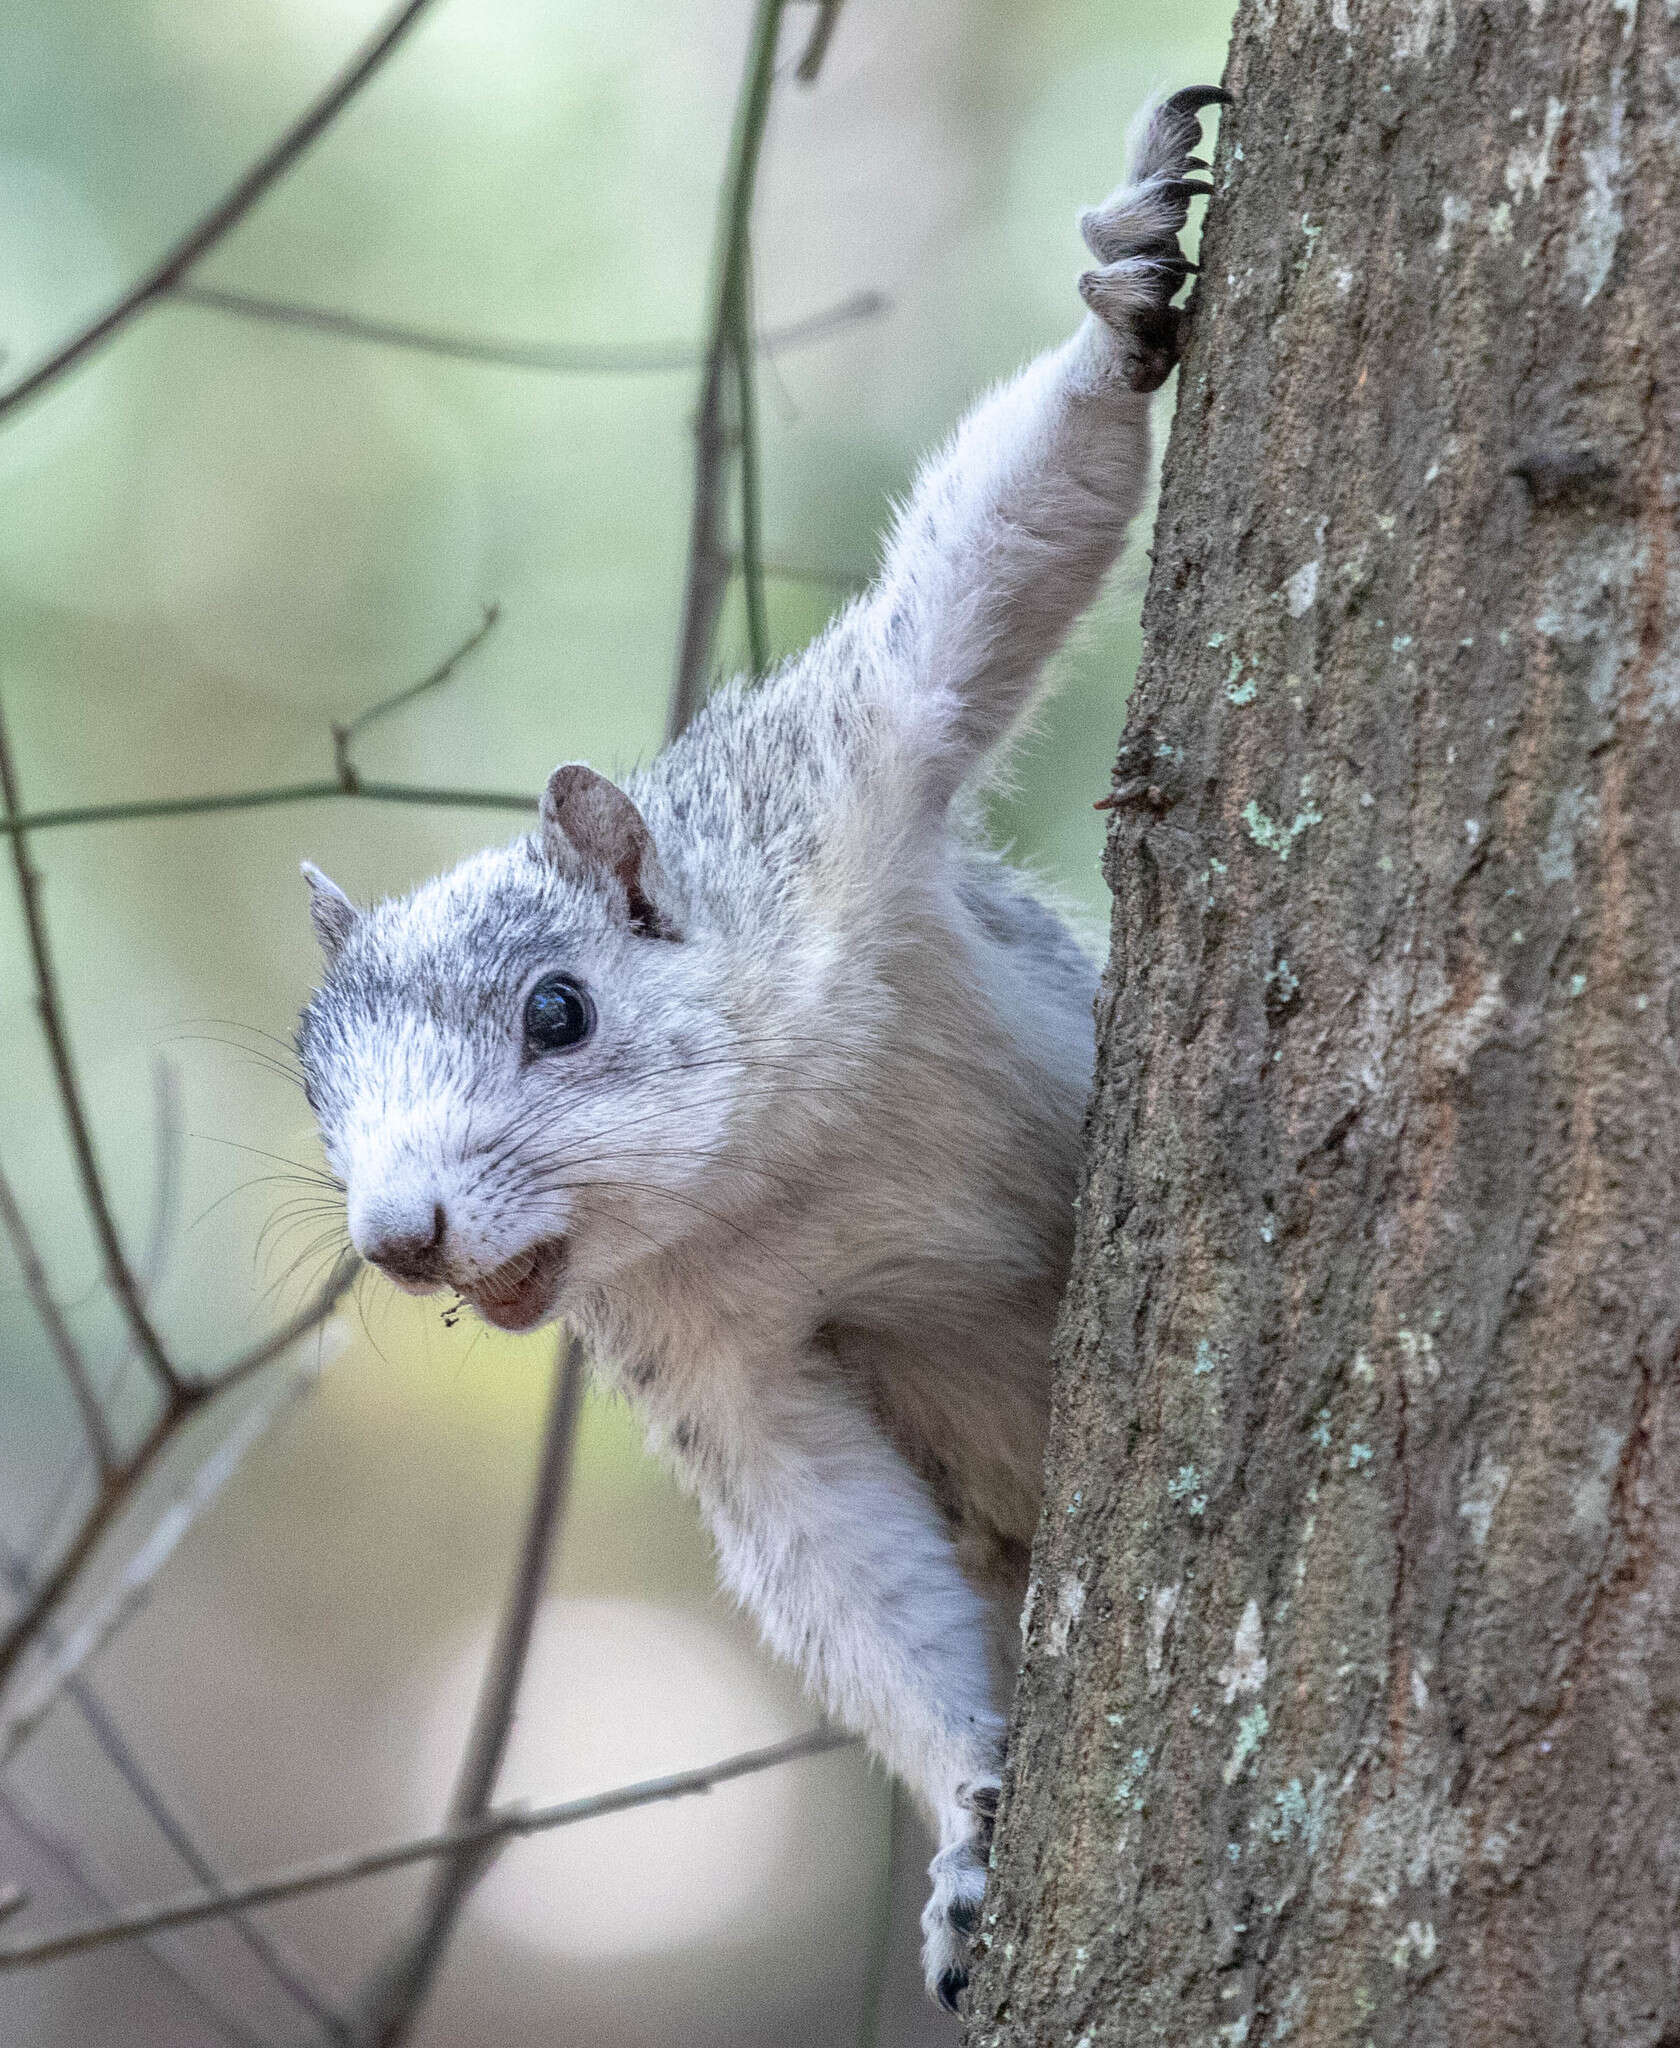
[967,7,1680,2045]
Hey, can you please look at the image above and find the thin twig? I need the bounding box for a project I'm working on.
[0,776,539,840]
[0,1251,358,1696]
[192,1249,363,1401]
[357,1334,585,2047]
[0,688,185,1402]
[0,0,442,427]
[169,282,885,376]
[0,1544,350,2043]
[335,603,501,762]
[757,557,871,591]
[795,0,846,83]
[0,1783,276,2048]
[19,1061,182,1587]
[733,245,770,676]
[669,0,792,738]
[0,1157,118,1478]
[0,1727,856,1972]
[2,609,518,840]
[0,1368,318,1770]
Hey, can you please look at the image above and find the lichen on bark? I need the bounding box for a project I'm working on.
[967,5,1680,2044]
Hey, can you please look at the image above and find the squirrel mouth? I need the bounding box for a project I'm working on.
[463,1238,567,1333]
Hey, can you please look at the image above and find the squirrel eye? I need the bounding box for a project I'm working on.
[523,973,594,1053]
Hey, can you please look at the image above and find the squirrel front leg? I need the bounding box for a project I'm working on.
[859,87,1229,807]
[687,1365,1004,2010]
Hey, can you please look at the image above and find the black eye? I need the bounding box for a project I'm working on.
[523,973,594,1053]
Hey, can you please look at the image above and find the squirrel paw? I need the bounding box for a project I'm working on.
[920,1775,1001,2012]
[1078,85,1232,392]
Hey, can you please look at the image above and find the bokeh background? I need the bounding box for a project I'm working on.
[0,2,1232,2042]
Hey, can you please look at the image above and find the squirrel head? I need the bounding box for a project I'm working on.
[295,764,746,1332]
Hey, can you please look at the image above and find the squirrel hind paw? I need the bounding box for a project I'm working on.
[921,1834,990,2009]
[1079,85,1230,391]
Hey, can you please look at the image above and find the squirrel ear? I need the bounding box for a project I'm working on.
[301,861,358,961]
[539,764,680,940]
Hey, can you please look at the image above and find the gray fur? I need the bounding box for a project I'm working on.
[295,90,1224,2007]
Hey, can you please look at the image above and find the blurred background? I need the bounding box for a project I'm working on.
[0,1,1233,2042]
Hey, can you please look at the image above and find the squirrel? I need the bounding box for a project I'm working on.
[295,87,1226,2011]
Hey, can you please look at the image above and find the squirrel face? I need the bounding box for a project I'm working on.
[295,766,739,1332]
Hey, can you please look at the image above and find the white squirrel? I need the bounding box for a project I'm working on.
[296,88,1226,2009]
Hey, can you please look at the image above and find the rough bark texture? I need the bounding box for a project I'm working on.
[967,6,1680,2045]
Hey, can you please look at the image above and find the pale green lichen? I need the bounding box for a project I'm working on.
[1222,1704,1269,1785]
[1310,1407,1333,1449]
[1112,1743,1154,1809]
[1267,958,1301,1004]
[1168,1465,1208,1516]
[1349,1442,1374,1470]
[1268,1773,1331,1854]
[1194,1339,1218,1376]
[1243,779,1324,861]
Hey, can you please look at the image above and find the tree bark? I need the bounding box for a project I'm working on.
[967,6,1680,2045]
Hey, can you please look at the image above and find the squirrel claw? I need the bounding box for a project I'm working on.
[1078,86,1230,390]
[936,1968,968,2014]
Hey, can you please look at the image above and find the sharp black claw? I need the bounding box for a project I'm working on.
[1163,85,1234,116]
[948,1896,981,1936]
[968,1785,1000,1818]
[937,1967,968,2014]
[1182,156,1211,173]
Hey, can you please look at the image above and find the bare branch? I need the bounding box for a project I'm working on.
[758,556,871,591]
[19,1060,183,1579]
[669,0,793,738]
[168,282,886,376]
[0,688,185,1402]
[795,0,846,83]
[0,1543,350,2042]
[0,1250,357,1696]
[356,1333,585,2047]
[0,1782,278,2048]
[0,774,539,841]
[0,1727,856,1973]
[333,604,501,777]
[0,0,442,428]
[0,1157,117,1477]
[733,246,771,677]
[0,1368,318,1769]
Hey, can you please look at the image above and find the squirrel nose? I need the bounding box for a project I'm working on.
[358,1200,448,1287]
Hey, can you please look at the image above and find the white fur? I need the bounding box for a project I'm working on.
[297,94,1222,2006]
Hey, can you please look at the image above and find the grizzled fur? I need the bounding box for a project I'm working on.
[296,90,1225,2009]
